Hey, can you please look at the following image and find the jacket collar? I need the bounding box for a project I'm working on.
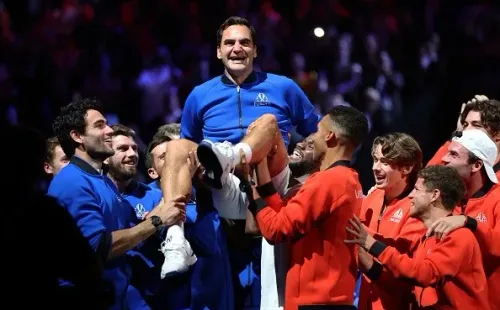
[470,180,495,199]
[124,179,139,194]
[221,71,258,85]
[327,160,351,170]
[70,156,101,175]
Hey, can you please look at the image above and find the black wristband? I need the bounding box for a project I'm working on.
[464,216,478,231]
[368,241,388,258]
[365,261,383,281]
[256,181,277,197]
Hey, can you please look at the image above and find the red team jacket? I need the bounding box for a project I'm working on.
[370,227,490,309]
[256,161,363,310]
[429,140,500,310]
[454,183,500,310]
[358,188,426,310]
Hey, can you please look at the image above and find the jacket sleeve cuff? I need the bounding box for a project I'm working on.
[365,261,383,281]
[96,232,112,262]
[254,197,268,214]
[256,181,277,198]
[465,216,478,231]
[368,240,388,258]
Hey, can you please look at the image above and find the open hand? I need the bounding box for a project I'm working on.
[426,215,466,239]
[345,215,376,250]
[147,198,186,226]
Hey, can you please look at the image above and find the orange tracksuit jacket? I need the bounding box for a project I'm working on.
[454,183,500,310]
[369,227,490,310]
[358,188,426,310]
[255,161,363,310]
[430,140,500,310]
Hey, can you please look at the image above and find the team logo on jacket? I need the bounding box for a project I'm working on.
[254,93,271,106]
[134,203,147,220]
[390,208,403,223]
[355,190,364,199]
[475,212,487,223]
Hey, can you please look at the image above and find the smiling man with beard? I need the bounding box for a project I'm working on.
[48,99,184,310]
[108,124,235,310]
[105,124,195,309]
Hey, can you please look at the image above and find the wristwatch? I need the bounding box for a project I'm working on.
[151,215,163,231]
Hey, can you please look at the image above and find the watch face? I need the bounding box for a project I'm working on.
[152,216,162,226]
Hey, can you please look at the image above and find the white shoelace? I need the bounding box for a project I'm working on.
[160,241,186,260]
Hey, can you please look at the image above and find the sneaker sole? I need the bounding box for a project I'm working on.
[160,254,198,279]
[197,141,223,189]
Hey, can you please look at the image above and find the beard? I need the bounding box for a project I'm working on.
[86,140,115,161]
[289,158,316,178]
[107,161,137,182]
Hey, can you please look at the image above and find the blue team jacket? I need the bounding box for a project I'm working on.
[124,181,191,310]
[180,71,320,309]
[180,71,320,146]
[48,156,148,310]
[146,180,234,310]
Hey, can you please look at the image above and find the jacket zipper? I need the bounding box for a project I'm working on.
[237,86,244,139]
[377,203,387,233]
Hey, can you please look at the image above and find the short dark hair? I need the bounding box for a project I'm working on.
[217,16,257,47]
[155,123,180,139]
[52,98,104,158]
[461,99,500,136]
[45,136,61,163]
[418,165,466,210]
[110,124,136,140]
[327,105,369,148]
[372,132,423,186]
[145,134,172,169]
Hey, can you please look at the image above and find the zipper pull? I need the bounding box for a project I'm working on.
[237,86,240,93]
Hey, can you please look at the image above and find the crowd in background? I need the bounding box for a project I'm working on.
[2,0,500,189]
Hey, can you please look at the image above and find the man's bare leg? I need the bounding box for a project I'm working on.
[161,139,198,204]
[197,114,288,188]
[159,139,198,278]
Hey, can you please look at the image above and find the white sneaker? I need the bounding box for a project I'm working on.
[160,236,197,279]
[197,140,236,189]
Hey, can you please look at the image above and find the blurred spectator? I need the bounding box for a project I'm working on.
[2,0,500,188]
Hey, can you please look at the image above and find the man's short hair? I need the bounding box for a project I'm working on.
[327,105,369,148]
[52,98,104,158]
[418,165,466,210]
[372,132,423,186]
[155,123,180,140]
[461,99,500,136]
[145,135,172,170]
[217,16,257,47]
[45,136,61,163]
[110,124,136,140]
